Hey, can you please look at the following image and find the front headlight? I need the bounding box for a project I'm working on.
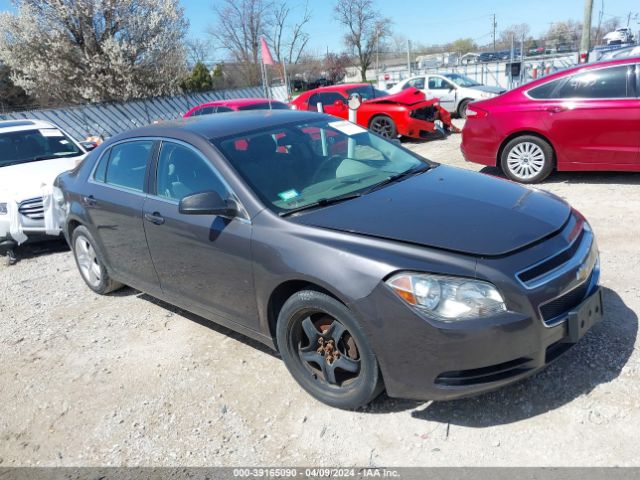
[479,92,495,99]
[386,273,506,321]
[0,202,7,215]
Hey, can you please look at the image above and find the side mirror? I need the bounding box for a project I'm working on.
[179,191,238,218]
[333,99,346,109]
[80,141,98,151]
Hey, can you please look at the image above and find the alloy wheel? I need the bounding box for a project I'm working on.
[297,313,361,387]
[74,235,102,288]
[370,117,394,138]
[506,141,546,180]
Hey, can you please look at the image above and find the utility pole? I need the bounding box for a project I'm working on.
[580,0,593,63]
[492,14,497,52]
[407,39,412,77]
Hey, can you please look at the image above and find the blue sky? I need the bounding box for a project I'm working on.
[1,0,638,59]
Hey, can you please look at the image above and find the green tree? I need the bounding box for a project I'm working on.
[448,38,478,56]
[183,62,213,92]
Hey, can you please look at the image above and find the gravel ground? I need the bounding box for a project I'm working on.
[1,119,639,466]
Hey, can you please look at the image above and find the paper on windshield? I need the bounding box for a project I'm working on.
[328,121,367,136]
[39,129,64,137]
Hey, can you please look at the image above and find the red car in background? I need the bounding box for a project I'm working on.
[462,57,640,183]
[184,98,290,117]
[290,83,458,140]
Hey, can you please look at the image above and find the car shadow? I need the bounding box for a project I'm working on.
[407,287,636,427]
[4,238,69,264]
[479,166,640,186]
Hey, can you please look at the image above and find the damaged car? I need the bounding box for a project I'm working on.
[0,119,87,264]
[290,83,458,139]
[56,110,602,409]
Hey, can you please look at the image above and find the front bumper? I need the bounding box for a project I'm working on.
[353,283,602,401]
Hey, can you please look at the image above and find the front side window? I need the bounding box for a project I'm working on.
[195,106,215,116]
[0,128,82,167]
[237,102,290,111]
[406,77,425,89]
[428,77,453,89]
[102,140,153,192]
[156,142,227,201]
[555,66,631,99]
[345,85,387,100]
[214,119,430,214]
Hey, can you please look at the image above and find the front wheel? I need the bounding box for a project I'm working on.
[276,290,384,409]
[369,115,397,139]
[500,135,554,183]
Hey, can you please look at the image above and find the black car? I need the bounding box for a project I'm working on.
[54,110,603,409]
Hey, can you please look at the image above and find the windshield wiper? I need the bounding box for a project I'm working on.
[279,192,362,217]
[366,164,432,193]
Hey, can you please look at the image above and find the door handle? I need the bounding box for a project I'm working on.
[144,212,165,225]
[546,105,567,113]
[82,195,97,206]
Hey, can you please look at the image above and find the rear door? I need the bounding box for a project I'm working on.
[142,140,257,327]
[544,63,639,167]
[86,139,159,290]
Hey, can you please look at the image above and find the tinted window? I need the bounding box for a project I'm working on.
[103,141,152,192]
[216,106,233,112]
[556,66,631,99]
[527,78,564,99]
[318,92,346,105]
[237,102,290,110]
[345,85,387,100]
[156,142,227,201]
[195,106,215,116]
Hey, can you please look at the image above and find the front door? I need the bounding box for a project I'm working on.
[426,75,457,112]
[142,140,258,327]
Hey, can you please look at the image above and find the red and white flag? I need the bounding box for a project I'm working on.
[260,36,275,65]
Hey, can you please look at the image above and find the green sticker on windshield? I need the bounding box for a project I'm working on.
[278,189,299,201]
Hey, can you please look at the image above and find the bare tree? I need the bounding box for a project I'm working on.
[186,38,213,66]
[266,0,311,65]
[0,0,189,104]
[498,23,531,49]
[334,0,391,82]
[208,0,272,86]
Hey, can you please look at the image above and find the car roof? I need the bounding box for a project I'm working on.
[517,56,640,91]
[194,98,287,108]
[111,110,330,143]
[0,119,57,133]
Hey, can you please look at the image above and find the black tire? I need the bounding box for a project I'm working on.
[369,115,397,139]
[276,290,384,409]
[457,98,472,119]
[500,135,554,184]
[71,225,123,294]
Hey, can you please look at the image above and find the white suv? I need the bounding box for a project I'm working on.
[0,119,86,263]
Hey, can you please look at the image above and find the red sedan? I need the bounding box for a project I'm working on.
[462,57,640,183]
[290,83,457,139]
[184,98,290,117]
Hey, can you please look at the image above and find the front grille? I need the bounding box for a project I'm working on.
[410,106,438,122]
[518,229,585,284]
[18,197,45,220]
[435,357,533,386]
[539,274,592,325]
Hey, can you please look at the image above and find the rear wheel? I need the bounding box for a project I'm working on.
[276,290,383,409]
[72,225,123,294]
[369,115,397,139]
[500,135,554,183]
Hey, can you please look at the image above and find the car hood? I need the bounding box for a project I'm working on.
[365,88,434,107]
[471,85,506,94]
[0,156,82,201]
[290,166,571,257]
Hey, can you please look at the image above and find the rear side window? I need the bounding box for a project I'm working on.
[527,78,564,99]
[100,140,153,192]
[237,102,290,110]
[216,106,233,113]
[194,106,215,116]
[556,65,631,99]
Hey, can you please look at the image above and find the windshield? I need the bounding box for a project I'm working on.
[0,128,82,167]
[443,74,482,87]
[213,119,431,214]
[345,85,389,100]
